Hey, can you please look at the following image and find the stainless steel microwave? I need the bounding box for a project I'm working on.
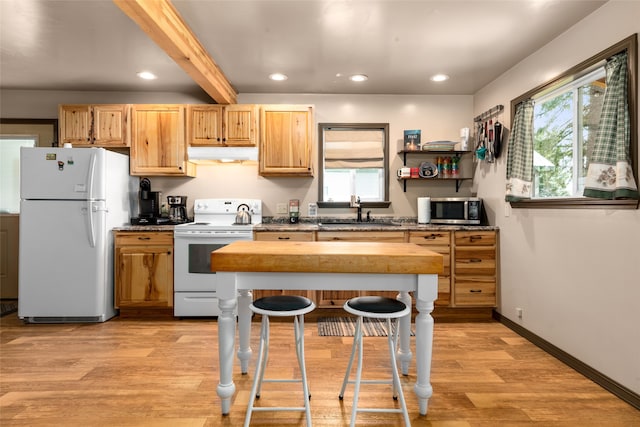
[430,197,482,225]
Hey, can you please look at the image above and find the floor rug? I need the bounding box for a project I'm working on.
[317,317,414,337]
[1,299,18,317]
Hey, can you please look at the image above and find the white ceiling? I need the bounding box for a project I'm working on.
[0,0,607,99]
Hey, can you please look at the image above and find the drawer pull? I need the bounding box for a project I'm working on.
[469,235,483,242]
[469,258,482,263]
[137,236,151,240]
[423,234,437,240]
[277,236,291,240]
[469,289,483,293]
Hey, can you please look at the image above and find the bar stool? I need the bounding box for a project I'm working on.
[338,296,412,426]
[244,295,316,427]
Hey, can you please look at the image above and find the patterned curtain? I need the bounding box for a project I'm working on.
[505,99,534,201]
[584,52,639,199]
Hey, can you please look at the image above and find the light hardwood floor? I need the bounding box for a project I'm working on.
[1,312,638,426]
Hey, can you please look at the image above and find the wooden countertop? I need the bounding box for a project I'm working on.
[210,240,443,274]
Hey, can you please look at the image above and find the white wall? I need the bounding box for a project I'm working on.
[473,0,640,394]
[160,93,472,217]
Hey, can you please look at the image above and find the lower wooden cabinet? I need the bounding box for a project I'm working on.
[315,231,405,307]
[252,231,315,300]
[252,228,498,309]
[408,231,451,306]
[114,231,174,309]
[452,231,497,307]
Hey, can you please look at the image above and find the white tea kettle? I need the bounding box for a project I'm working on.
[235,204,252,225]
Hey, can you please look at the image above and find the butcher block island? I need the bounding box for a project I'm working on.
[210,240,443,416]
[210,240,443,274]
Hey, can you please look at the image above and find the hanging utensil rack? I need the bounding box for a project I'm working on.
[474,104,504,123]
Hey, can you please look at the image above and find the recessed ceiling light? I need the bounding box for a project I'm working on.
[430,74,449,82]
[349,74,368,82]
[269,73,288,81]
[137,71,157,80]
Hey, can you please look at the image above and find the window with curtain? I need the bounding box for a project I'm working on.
[507,34,638,209]
[318,123,390,207]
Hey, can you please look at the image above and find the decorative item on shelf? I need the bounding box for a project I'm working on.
[421,140,457,151]
[418,161,438,178]
[460,127,470,151]
[410,167,419,178]
[403,129,421,151]
[451,156,460,176]
[397,167,411,178]
[443,156,452,177]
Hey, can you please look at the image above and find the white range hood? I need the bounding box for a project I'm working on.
[187,146,258,163]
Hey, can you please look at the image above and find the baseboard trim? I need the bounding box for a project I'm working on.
[493,310,640,410]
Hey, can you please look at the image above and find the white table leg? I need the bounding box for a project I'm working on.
[414,274,437,415]
[237,289,253,374]
[396,291,413,375]
[217,296,237,414]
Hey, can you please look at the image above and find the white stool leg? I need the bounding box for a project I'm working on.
[339,318,360,399]
[350,317,364,427]
[294,315,313,427]
[255,315,270,398]
[387,318,410,426]
[244,315,269,427]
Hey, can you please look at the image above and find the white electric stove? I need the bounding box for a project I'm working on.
[173,198,262,317]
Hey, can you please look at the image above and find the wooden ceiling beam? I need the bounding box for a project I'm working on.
[114,0,237,104]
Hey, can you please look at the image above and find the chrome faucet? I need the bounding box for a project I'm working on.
[350,195,362,222]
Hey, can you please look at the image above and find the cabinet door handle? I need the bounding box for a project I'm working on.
[469,289,483,293]
[137,236,151,240]
[167,251,172,255]
[469,258,482,263]
[277,236,291,240]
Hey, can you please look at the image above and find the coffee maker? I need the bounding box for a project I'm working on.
[131,178,163,225]
[167,195,188,223]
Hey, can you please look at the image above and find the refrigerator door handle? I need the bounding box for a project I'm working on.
[84,202,97,248]
[87,151,97,200]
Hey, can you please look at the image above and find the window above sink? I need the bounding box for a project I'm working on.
[317,123,391,208]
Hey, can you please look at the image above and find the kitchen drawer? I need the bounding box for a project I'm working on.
[454,247,496,275]
[317,231,405,242]
[454,231,496,246]
[116,232,174,246]
[254,231,315,241]
[454,278,496,306]
[437,277,451,306]
[408,231,450,246]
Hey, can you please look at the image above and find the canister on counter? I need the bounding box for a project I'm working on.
[417,197,431,224]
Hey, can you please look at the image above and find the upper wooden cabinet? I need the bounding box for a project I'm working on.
[59,104,129,147]
[259,104,314,177]
[130,104,195,177]
[187,104,258,147]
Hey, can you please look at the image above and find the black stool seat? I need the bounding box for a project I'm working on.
[252,295,313,312]
[346,296,408,315]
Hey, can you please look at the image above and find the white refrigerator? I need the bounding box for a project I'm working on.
[19,147,137,323]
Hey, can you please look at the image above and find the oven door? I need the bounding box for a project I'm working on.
[174,232,251,292]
